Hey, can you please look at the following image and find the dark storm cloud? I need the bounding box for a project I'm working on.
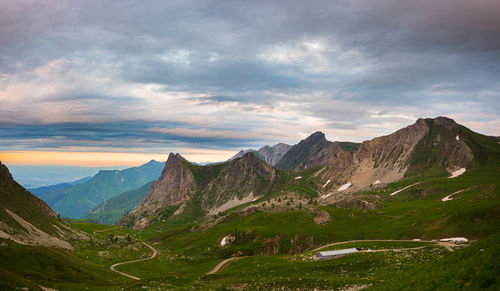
[0,0,499,154]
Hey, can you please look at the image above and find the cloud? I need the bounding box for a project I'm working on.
[0,0,499,164]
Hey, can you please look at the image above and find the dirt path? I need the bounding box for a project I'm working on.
[207,257,243,275]
[371,246,427,252]
[389,182,422,196]
[93,226,122,234]
[438,242,455,252]
[109,242,158,280]
[311,239,433,252]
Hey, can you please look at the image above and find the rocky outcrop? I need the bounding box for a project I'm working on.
[406,117,473,175]
[118,153,196,229]
[142,153,196,211]
[312,117,473,193]
[275,132,331,170]
[202,152,276,213]
[256,143,292,166]
[228,143,291,166]
[120,152,278,229]
[0,161,14,186]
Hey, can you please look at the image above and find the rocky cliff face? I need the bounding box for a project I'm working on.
[0,161,14,185]
[201,152,276,214]
[275,132,331,170]
[317,117,474,195]
[142,153,196,210]
[119,153,196,229]
[256,143,292,166]
[120,152,278,229]
[228,143,291,166]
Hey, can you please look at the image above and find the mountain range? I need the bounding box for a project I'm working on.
[35,160,164,219]
[118,117,494,230]
[228,143,292,165]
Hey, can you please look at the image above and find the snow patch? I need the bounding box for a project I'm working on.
[448,168,466,178]
[442,189,466,202]
[373,180,381,185]
[322,179,331,189]
[456,135,460,141]
[220,235,235,246]
[321,193,333,199]
[337,182,352,192]
[294,176,302,180]
[209,192,256,215]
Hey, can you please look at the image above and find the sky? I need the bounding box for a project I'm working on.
[1,0,499,168]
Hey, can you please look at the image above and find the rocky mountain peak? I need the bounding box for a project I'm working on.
[275,131,331,170]
[0,161,14,185]
[432,116,457,128]
[308,131,327,142]
[120,153,196,228]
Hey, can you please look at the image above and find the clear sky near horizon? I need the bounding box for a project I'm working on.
[1,0,499,168]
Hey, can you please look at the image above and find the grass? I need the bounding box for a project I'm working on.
[85,181,153,225]
[71,222,120,233]
[373,232,500,290]
[0,238,126,290]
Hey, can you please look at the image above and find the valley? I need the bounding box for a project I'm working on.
[1,117,499,290]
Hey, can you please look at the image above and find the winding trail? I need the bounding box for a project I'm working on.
[438,242,455,252]
[371,246,427,252]
[109,242,158,280]
[207,257,243,275]
[207,239,456,275]
[389,182,422,196]
[311,239,433,252]
[93,226,121,234]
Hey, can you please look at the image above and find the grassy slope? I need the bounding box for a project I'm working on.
[0,238,126,290]
[0,171,63,238]
[374,232,500,290]
[85,181,153,225]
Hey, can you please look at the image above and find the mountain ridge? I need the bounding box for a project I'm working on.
[38,160,165,219]
[0,161,81,249]
[229,143,291,166]
[119,152,278,229]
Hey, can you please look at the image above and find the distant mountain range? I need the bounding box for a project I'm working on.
[30,176,92,197]
[228,143,292,166]
[35,160,165,219]
[119,117,498,229]
[85,181,153,225]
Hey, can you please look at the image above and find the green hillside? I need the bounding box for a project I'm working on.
[0,162,67,241]
[0,239,125,290]
[85,181,153,225]
[40,160,164,218]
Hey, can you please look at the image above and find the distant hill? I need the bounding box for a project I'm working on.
[29,176,92,197]
[38,160,165,219]
[0,161,79,249]
[229,143,291,166]
[85,181,153,225]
